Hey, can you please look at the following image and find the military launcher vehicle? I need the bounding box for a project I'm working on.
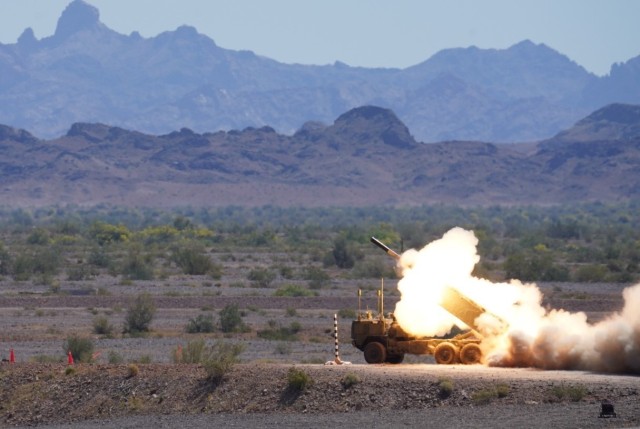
[350,237,505,365]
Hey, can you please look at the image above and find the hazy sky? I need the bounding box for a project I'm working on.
[1,0,638,76]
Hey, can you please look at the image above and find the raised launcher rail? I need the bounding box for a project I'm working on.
[350,237,506,365]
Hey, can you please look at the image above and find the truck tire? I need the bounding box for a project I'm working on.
[386,354,405,364]
[364,342,387,364]
[459,343,482,364]
[434,342,458,365]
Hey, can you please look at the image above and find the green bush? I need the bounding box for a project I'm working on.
[202,340,245,382]
[172,245,213,275]
[287,367,313,391]
[472,388,498,405]
[273,284,315,297]
[108,351,124,364]
[550,385,587,402]
[63,335,95,363]
[247,268,276,288]
[67,264,94,281]
[219,304,245,333]
[0,242,11,275]
[121,246,154,280]
[285,307,298,317]
[304,266,330,289]
[496,383,510,398]
[337,308,357,319]
[341,373,360,389]
[11,248,61,281]
[123,293,156,335]
[93,315,115,336]
[574,264,607,282]
[185,314,215,333]
[179,339,207,363]
[438,377,454,398]
[257,320,301,341]
[89,221,131,245]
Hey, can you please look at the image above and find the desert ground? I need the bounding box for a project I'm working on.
[0,277,637,428]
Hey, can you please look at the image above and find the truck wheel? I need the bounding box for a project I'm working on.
[459,343,482,364]
[386,354,405,364]
[434,342,458,365]
[364,342,387,364]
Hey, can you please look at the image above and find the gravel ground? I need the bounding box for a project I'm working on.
[3,363,638,428]
[1,279,637,428]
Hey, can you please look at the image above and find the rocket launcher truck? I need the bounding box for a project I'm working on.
[350,237,506,364]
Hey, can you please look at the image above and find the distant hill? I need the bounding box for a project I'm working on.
[1,0,639,142]
[1,104,639,207]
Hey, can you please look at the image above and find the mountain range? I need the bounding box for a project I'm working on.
[1,103,639,207]
[1,0,639,143]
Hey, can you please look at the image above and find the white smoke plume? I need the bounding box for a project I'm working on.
[393,227,640,374]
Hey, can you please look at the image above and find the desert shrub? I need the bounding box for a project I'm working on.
[287,367,313,391]
[172,244,213,275]
[182,339,207,363]
[0,242,11,275]
[219,304,245,333]
[108,351,124,364]
[121,246,154,280]
[279,265,294,279]
[325,237,353,269]
[27,228,51,245]
[351,260,390,279]
[123,293,156,335]
[247,268,276,288]
[472,388,498,405]
[127,364,139,378]
[337,308,357,319]
[185,314,215,333]
[438,377,454,398]
[574,264,608,282]
[550,385,587,402]
[496,383,510,398]
[341,373,360,389]
[89,221,131,245]
[67,264,94,281]
[93,315,114,337]
[30,354,63,363]
[274,342,292,355]
[134,355,152,364]
[285,307,298,317]
[273,284,315,297]
[11,248,61,281]
[202,340,244,382]
[65,366,76,376]
[88,247,111,268]
[63,335,95,363]
[304,266,330,289]
[257,320,301,341]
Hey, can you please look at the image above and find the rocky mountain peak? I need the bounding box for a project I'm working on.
[17,28,37,46]
[548,103,640,143]
[332,106,417,149]
[54,0,102,40]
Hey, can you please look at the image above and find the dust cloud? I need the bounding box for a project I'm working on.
[393,227,640,373]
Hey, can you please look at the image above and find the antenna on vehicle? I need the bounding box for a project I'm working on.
[379,278,384,320]
[357,288,362,320]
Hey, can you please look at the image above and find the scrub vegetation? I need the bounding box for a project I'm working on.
[0,203,637,286]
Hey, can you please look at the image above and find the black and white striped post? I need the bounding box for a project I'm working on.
[325,313,351,365]
[333,313,341,363]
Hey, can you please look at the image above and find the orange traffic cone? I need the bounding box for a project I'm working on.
[67,350,74,365]
[9,348,15,364]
